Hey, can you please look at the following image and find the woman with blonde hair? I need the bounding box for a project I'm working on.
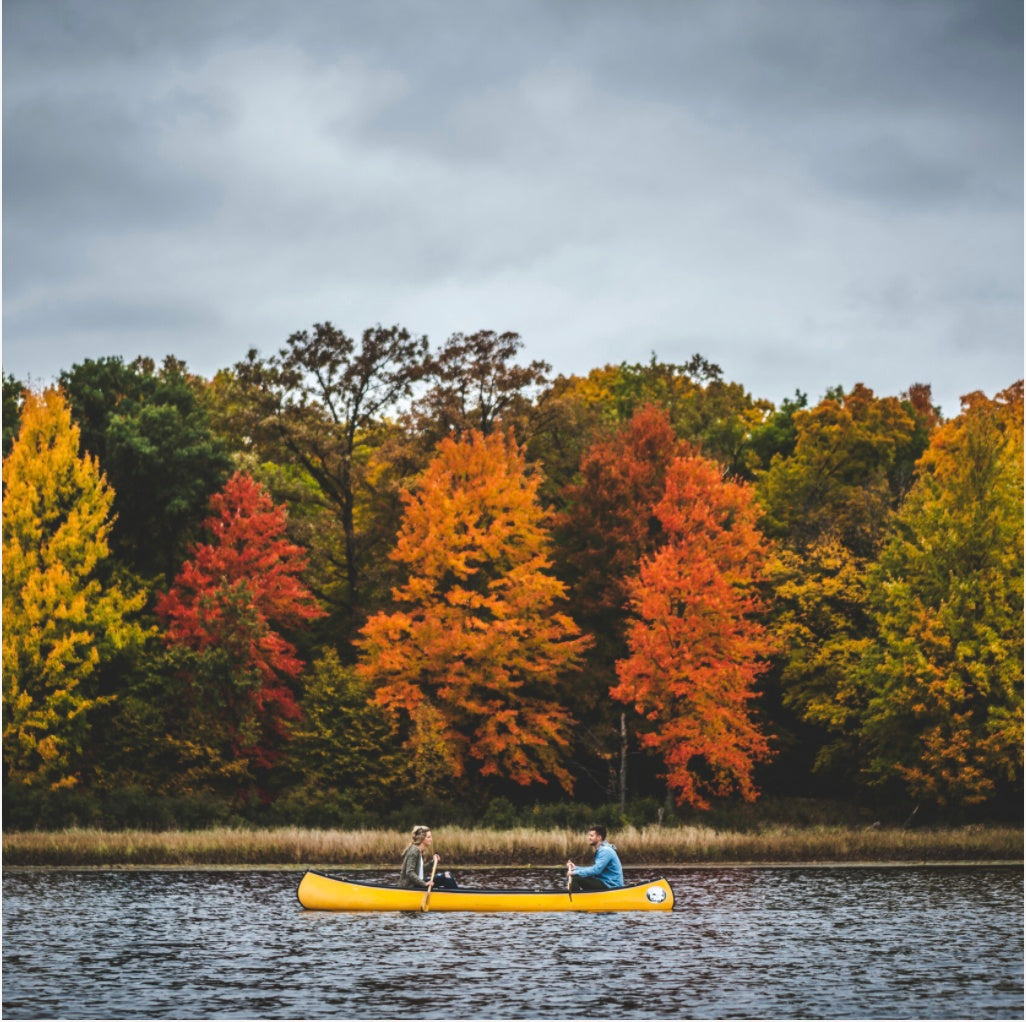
[399,825,458,889]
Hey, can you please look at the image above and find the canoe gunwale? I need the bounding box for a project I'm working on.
[306,869,663,896]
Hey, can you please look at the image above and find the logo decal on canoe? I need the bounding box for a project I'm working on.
[645,885,667,903]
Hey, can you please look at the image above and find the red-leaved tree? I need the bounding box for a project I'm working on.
[612,454,776,808]
[156,472,325,786]
[555,405,687,693]
[550,405,689,797]
[558,405,685,624]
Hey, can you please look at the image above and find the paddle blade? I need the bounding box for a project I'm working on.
[420,859,439,912]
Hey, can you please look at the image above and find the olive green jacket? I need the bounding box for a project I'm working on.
[399,843,428,888]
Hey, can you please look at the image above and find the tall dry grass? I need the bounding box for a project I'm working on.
[3,824,1021,867]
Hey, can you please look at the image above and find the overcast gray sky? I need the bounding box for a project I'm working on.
[3,0,1022,418]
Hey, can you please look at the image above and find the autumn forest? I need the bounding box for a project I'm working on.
[3,326,1023,829]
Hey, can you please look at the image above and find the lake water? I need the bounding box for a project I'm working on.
[2,865,1021,1019]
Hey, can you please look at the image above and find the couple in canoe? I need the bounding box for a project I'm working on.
[399,823,624,893]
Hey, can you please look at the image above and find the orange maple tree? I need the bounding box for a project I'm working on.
[612,453,776,808]
[356,429,589,791]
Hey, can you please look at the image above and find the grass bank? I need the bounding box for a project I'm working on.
[2,824,1021,867]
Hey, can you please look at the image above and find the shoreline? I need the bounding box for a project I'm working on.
[3,823,1021,868]
[3,859,1023,872]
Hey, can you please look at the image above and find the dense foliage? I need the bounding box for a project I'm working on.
[358,429,589,793]
[3,330,1022,828]
[612,452,775,808]
[2,390,147,789]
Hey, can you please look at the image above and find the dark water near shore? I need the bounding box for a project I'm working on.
[2,865,1021,1020]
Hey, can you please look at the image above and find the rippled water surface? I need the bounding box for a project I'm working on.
[3,865,1021,1019]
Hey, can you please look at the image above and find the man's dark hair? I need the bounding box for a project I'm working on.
[589,824,607,840]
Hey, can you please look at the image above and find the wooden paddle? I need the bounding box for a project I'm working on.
[566,865,573,905]
[420,857,439,912]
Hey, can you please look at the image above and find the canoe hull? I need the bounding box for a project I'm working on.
[297,870,674,913]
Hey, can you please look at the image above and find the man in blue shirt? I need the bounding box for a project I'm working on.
[566,824,624,891]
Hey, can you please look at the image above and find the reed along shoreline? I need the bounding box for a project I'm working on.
[2,824,1021,868]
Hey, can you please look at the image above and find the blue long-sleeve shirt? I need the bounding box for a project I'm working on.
[572,841,624,888]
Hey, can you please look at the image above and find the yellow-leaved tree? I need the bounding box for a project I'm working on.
[2,388,147,788]
[857,383,1024,807]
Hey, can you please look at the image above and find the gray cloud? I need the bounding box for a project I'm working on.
[3,0,1021,418]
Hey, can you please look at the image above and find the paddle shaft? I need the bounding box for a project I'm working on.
[420,858,439,911]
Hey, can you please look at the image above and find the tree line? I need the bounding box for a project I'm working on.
[3,326,1022,827]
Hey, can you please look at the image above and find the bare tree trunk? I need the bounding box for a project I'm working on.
[619,712,627,812]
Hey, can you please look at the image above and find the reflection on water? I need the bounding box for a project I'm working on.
[2,865,1022,1019]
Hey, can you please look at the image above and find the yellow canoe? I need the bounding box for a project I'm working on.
[297,870,674,913]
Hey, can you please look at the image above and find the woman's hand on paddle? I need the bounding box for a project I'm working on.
[566,859,575,873]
